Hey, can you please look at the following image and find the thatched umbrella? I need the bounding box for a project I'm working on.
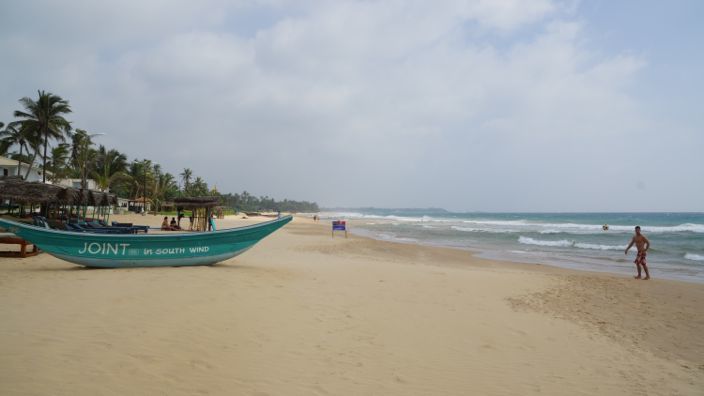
[173,197,220,231]
[173,197,220,208]
[56,187,80,204]
[0,178,84,219]
[95,192,117,222]
[0,178,68,203]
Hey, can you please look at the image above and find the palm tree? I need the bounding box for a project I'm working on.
[0,123,32,177]
[152,170,178,212]
[0,122,5,154]
[47,143,71,182]
[13,90,72,183]
[22,138,43,180]
[69,129,104,188]
[180,168,192,195]
[160,173,179,200]
[92,146,129,192]
[94,145,127,174]
[191,176,208,197]
[127,159,153,198]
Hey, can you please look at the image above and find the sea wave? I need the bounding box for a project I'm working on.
[376,233,418,244]
[526,222,704,234]
[451,226,512,233]
[518,236,574,247]
[518,236,624,251]
[323,212,439,223]
[456,221,704,234]
[574,242,625,251]
[684,253,704,261]
[461,219,528,226]
[452,219,704,234]
[325,212,704,235]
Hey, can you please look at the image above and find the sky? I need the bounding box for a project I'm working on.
[0,0,702,212]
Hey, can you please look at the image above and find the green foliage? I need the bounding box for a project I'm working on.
[0,122,41,177]
[47,143,71,182]
[180,168,192,195]
[219,192,319,213]
[13,90,72,182]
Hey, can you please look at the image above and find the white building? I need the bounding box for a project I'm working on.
[0,155,50,182]
[0,156,98,189]
[55,178,98,190]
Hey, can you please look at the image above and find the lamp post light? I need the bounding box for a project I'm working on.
[81,132,105,190]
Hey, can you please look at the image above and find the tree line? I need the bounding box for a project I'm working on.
[0,90,319,213]
[220,192,319,213]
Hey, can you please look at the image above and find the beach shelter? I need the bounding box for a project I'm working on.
[173,197,220,232]
[0,176,79,219]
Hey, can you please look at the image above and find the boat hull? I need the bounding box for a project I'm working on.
[0,216,291,268]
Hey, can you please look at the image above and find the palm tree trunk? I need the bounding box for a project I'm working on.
[42,129,48,183]
[24,150,38,180]
[17,145,23,177]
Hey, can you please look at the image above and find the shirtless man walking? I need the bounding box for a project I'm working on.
[625,226,651,280]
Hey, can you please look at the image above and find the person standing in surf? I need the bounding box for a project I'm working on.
[625,226,651,280]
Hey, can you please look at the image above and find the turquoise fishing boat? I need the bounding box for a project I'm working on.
[0,216,292,268]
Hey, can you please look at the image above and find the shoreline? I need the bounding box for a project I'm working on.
[351,226,704,285]
[336,217,704,285]
[1,214,702,394]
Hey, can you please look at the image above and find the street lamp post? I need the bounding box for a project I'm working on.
[81,132,105,190]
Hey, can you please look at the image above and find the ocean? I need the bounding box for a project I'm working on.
[319,210,704,283]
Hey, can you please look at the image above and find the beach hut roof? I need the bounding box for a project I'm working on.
[0,178,115,205]
[173,196,220,208]
[0,178,78,204]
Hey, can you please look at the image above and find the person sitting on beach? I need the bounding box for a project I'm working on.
[161,216,172,231]
[170,217,180,230]
[625,226,651,280]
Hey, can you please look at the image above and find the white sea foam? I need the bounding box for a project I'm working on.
[462,219,528,226]
[452,219,704,235]
[684,253,704,261]
[600,223,704,233]
[451,226,512,233]
[519,236,574,248]
[518,236,624,251]
[326,212,704,235]
[377,232,418,243]
[573,242,624,251]
[323,212,445,223]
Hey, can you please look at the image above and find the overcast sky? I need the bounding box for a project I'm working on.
[1,0,702,211]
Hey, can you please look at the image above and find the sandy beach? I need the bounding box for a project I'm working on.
[1,214,702,395]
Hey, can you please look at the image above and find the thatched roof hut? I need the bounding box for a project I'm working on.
[102,192,118,206]
[173,197,219,208]
[173,197,220,231]
[0,177,78,204]
[0,177,116,206]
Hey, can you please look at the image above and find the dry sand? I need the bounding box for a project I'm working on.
[1,214,702,395]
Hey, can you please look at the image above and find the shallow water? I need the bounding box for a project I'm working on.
[320,210,704,283]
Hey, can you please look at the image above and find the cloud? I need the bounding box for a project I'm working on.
[0,0,700,211]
